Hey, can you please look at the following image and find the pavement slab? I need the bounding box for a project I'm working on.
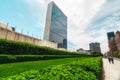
[103,58,120,80]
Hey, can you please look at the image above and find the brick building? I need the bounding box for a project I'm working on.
[108,38,117,54]
[115,31,120,51]
[107,31,120,55]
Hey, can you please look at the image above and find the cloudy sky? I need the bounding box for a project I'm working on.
[0,0,120,53]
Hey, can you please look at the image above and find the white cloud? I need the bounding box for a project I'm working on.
[92,0,120,21]
[25,0,120,53]
[51,0,106,51]
[88,0,120,53]
[25,0,49,27]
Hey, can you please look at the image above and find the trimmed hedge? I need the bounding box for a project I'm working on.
[0,39,82,55]
[1,57,102,80]
[0,55,87,64]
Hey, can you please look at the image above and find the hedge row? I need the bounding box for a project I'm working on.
[1,57,102,80]
[0,55,87,64]
[0,39,83,55]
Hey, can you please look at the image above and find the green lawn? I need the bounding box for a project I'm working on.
[1,57,102,80]
[0,57,78,78]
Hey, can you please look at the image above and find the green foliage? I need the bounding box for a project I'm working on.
[114,50,120,58]
[0,58,78,77]
[0,39,86,55]
[0,54,83,64]
[91,52,103,57]
[0,55,16,64]
[1,57,102,80]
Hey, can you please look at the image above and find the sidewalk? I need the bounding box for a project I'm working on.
[103,58,120,80]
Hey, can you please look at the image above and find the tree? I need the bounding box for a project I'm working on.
[91,51,103,57]
[114,50,120,58]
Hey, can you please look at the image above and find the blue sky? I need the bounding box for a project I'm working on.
[0,0,45,38]
[0,0,120,53]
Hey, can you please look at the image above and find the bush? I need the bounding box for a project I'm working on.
[114,50,120,58]
[0,39,84,55]
[91,52,103,57]
[1,57,102,80]
[0,55,84,64]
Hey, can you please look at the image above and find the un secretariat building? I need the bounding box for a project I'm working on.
[44,1,67,49]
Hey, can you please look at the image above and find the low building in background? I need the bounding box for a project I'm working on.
[76,48,91,54]
[89,42,101,53]
[104,51,110,57]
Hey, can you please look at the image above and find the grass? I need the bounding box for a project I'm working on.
[0,57,79,78]
[0,57,102,80]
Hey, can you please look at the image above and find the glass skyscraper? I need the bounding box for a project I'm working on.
[44,1,67,49]
[107,32,115,40]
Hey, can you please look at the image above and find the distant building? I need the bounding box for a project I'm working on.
[89,42,101,53]
[44,1,67,49]
[107,31,118,55]
[108,38,117,54]
[115,31,120,51]
[76,48,90,54]
[107,32,115,40]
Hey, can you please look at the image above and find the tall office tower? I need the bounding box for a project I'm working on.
[44,1,67,49]
[89,42,101,53]
[107,32,115,40]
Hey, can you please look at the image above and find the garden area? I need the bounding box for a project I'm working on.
[0,39,102,80]
[0,57,102,80]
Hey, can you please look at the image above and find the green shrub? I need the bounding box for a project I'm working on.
[0,55,16,63]
[1,57,102,80]
[0,55,83,64]
[0,39,86,55]
[91,52,103,57]
[114,50,120,58]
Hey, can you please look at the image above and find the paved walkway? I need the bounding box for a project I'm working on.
[103,58,120,80]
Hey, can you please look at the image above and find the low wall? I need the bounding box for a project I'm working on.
[0,22,13,31]
[0,27,57,49]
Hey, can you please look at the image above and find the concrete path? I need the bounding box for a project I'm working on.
[103,58,120,80]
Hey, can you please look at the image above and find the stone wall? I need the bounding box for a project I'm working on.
[0,27,57,49]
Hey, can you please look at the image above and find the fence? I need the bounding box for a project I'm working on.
[0,27,57,49]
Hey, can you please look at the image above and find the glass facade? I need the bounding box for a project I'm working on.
[49,2,67,49]
[107,32,115,40]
